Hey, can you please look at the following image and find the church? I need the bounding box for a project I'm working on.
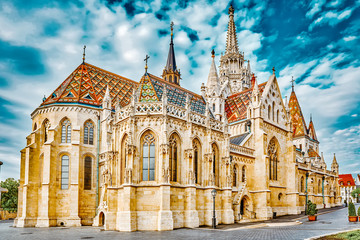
[15,5,341,231]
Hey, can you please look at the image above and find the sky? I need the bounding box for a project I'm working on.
[0,0,359,181]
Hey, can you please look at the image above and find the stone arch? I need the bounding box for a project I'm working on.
[120,134,128,185]
[99,211,105,227]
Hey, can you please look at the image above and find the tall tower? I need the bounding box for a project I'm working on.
[219,5,252,94]
[162,21,181,85]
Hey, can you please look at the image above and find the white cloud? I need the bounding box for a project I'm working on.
[309,7,357,31]
[344,36,356,41]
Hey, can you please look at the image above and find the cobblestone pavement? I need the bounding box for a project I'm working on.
[2,206,360,240]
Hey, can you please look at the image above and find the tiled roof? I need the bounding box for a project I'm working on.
[41,62,138,108]
[230,132,250,146]
[288,90,307,138]
[308,148,320,158]
[225,83,266,123]
[308,120,318,141]
[339,174,355,186]
[139,73,207,115]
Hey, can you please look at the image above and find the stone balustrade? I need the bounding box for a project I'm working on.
[229,144,254,157]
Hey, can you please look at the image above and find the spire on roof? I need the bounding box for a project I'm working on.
[82,45,86,63]
[102,85,111,110]
[206,49,220,94]
[162,21,181,85]
[165,21,177,72]
[310,113,312,122]
[272,66,275,75]
[247,60,251,73]
[225,5,239,54]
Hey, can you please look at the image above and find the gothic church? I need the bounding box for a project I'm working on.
[15,5,341,231]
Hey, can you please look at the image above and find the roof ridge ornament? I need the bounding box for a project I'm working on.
[82,45,86,63]
[272,66,275,75]
[144,54,150,74]
[291,76,295,92]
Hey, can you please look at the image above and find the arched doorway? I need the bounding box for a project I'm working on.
[99,212,105,226]
[240,198,246,218]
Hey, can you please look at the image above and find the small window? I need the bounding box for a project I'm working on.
[142,133,155,181]
[213,104,215,112]
[61,155,70,190]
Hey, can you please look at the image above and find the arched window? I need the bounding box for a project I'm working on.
[61,119,71,143]
[61,155,69,190]
[212,143,219,186]
[277,110,279,123]
[268,105,271,119]
[121,135,128,185]
[84,121,94,145]
[174,76,178,84]
[43,119,50,143]
[169,75,173,83]
[233,165,237,187]
[84,156,92,190]
[318,179,322,194]
[268,138,278,180]
[300,176,304,192]
[193,139,201,184]
[169,134,179,182]
[242,165,246,182]
[142,133,155,181]
[272,102,275,121]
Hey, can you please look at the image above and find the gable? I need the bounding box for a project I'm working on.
[288,91,307,138]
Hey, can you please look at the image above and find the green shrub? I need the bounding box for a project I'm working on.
[306,200,318,216]
[357,206,360,216]
[348,202,356,216]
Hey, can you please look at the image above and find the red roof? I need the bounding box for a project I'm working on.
[338,174,355,186]
[225,82,266,123]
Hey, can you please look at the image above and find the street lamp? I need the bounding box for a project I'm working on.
[211,189,217,229]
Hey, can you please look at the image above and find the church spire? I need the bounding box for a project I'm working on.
[225,5,239,54]
[162,21,181,85]
[206,49,220,94]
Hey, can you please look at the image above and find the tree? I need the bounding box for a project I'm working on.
[351,188,360,200]
[0,178,20,211]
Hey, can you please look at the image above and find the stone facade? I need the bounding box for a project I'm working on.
[15,5,341,231]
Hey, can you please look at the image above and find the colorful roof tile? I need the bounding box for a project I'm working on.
[339,174,355,186]
[308,120,318,141]
[138,73,207,115]
[42,62,138,108]
[225,83,266,123]
[308,148,320,158]
[288,90,307,138]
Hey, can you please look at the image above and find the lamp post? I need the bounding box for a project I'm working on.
[305,172,309,215]
[211,189,217,229]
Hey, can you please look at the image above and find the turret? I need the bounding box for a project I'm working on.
[331,153,339,173]
[162,21,181,85]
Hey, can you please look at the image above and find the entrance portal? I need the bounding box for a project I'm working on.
[99,212,105,226]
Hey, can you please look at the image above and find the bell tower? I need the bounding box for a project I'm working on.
[162,21,181,85]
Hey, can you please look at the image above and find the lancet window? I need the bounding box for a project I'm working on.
[212,143,219,186]
[142,133,155,181]
[193,139,201,184]
[242,165,246,182]
[84,121,94,145]
[233,165,237,187]
[300,176,304,192]
[61,119,71,143]
[84,156,92,190]
[169,134,179,182]
[268,138,278,180]
[121,135,128,185]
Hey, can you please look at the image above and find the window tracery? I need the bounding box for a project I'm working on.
[268,139,278,180]
[169,134,178,182]
[84,121,94,145]
[61,119,71,143]
[142,133,155,181]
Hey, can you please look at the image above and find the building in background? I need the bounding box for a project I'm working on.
[339,174,356,204]
[15,5,341,231]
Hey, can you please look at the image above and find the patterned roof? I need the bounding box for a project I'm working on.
[225,83,266,123]
[42,62,138,108]
[288,90,307,138]
[339,174,355,186]
[308,148,320,158]
[308,120,318,141]
[138,73,207,115]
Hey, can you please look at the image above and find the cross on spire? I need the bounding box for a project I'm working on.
[291,76,295,92]
[144,54,150,74]
[170,21,174,38]
[82,45,86,63]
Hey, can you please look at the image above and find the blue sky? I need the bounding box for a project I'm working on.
[0,0,359,181]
